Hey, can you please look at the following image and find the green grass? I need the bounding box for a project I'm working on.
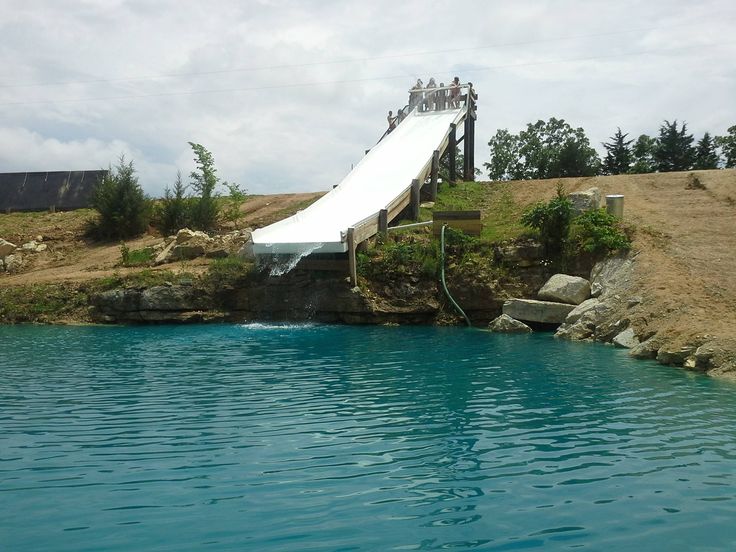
[434,181,528,243]
[120,246,155,267]
[205,256,255,288]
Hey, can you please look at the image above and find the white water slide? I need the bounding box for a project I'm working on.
[252,103,469,257]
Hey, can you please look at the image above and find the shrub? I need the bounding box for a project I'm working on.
[90,156,150,240]
[520,184,572,259]
[571,208,630,254]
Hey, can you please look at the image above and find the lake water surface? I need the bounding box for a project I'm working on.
[1,324,736,551]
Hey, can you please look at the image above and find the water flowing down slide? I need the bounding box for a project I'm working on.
[251,105,467,257]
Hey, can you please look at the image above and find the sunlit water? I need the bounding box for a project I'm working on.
[1,324,736,551]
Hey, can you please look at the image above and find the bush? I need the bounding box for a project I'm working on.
[119,243,154,267]
[90,156,150,240]
[520,184,572,258]
[571,208,630,254]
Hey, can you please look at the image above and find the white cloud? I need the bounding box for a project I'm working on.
[1,0,735,192]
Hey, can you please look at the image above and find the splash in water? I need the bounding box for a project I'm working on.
[266,242,324,276]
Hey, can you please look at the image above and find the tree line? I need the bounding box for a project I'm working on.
[485,119,736,181]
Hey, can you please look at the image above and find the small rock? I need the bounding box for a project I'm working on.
[613,328,639,349]
[488,314,532,333]
[590,282,603,297]
[36,243,48,252]
[22,240,38,251]
[627,296,642,308]
[538,274,591,305]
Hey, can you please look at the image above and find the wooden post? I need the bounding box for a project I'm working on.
[449,123,457,184]
[378,209,388,240]
[467,115,475,182]
[347,227,357,287]
[463,116,472,181]
[429,150,439,201]
[410,179,421,221]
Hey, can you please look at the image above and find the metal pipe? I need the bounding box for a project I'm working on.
[386,220,432,232]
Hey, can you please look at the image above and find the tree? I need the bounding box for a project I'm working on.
[188,142,221,230]
[156,171,192,235]
[602,128,633,175]
[90,155,150,240]
[716,125,736,168]
[693,132,721,170]
[485,118,600,181]
[520,184,573,259]
[654,119,695,172]
[630,134,657,174]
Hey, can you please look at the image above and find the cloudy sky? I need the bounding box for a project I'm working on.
[1,0,735,196]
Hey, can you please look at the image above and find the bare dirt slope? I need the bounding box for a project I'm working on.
[0,192,324,286]
[504,169,736,348]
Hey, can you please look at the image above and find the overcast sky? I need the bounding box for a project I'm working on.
[1,0,735,196]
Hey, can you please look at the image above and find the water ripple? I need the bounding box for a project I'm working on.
[1,325,736,551]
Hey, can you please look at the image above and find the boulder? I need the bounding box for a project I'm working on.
[488,314,532,333]
[613,328,639,349]
[629,337,662,360]
[503,298,576,324]
[0,238,17,257]
[538,274,591,305]
[154,240,176,265]
[568,187,601,216]
[2,253,23,273]
[238,239,255,261]
[175,228,212,245]
[562,298,602,324]
[657,346,696,366]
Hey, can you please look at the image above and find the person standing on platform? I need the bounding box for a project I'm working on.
[425,78,437,111]
[409,79,423,112]
[448,76,460,107]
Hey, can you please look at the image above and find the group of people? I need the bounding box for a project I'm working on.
[386,76,475,135]
[409,76,465,113]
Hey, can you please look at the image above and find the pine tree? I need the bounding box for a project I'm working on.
[693,132,721,170]
[654,120,695,172]
[602,128,634,175]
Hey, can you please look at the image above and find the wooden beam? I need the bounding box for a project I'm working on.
[463,116,471,181]
[347,227,357,287]
[429,150,439,201]
[410,179,421,221]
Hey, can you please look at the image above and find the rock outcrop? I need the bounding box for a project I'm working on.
[538,274,591,305]
[153,228,253,265]
[488,314,532,333]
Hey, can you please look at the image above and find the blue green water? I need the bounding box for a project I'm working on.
[1,324,736,551]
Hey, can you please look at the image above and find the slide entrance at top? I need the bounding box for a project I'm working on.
[252,88,474,262]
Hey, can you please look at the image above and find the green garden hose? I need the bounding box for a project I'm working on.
[440,224,472,327]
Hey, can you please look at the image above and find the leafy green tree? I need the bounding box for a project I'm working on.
[693,132,721,170]
[188,142,220,230]
[654,120,695,172]
[485,118,600,181]
[221,182,248,229]
[715,125,736,168]
[602,128,633,175]
[630,134,657,174]
[90,155,150,240]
